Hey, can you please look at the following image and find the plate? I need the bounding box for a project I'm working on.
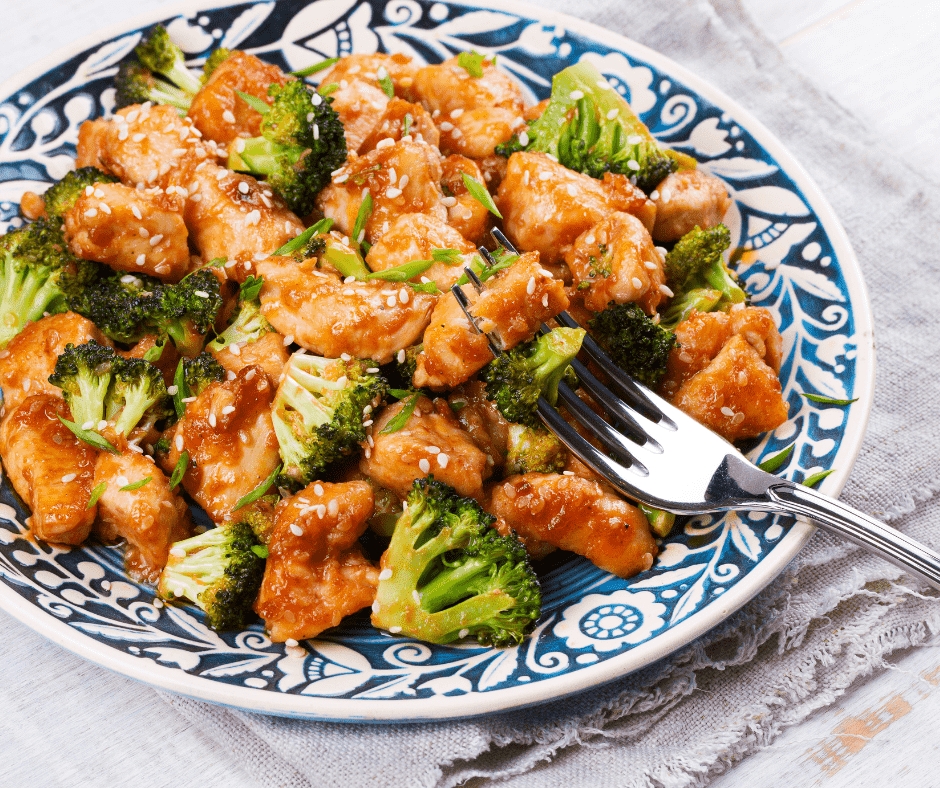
[0,0,874,721]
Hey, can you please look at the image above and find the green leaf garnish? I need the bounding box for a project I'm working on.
[461,172,502,218]
[240,275,264,302]
[233,464,282,511]
[387,388,414,400]
[800,392,858,405]
[120,476,152,492]
[172,359,189,420]
[235,90,270,115]
[378,71,394,99]
[803,469,836,487]
[366,258,435,282]
[758,443,795,473]
[352,193,374,246]
[291,57,339,78]
[169,450,189,490]
[87,482,107,509]
[250,544,269,559]
[457,50,489,78]
[57,416,119,454]
[380,392,420,434]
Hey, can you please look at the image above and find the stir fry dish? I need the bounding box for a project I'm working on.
[0,28,790,647]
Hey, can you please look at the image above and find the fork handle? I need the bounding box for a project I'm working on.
[767,481,940,589]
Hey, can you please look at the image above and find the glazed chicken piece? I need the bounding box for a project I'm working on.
[317,138,446,244]
[440,155,493,245]
[414,252,569,390]
[93,449,192,582]
[255,480,378,642]
[64,181,190,281]
[488,473,658,578]
[660,307,788,442]
[210,331,289,385]
[77,104,222,189]
[328,79,390,153]
[564,212,666,314]
[255,245,436,363]
[365,212,477,290]
[0,313,110,416]
[160,365,280,524]
[412,56,524,116]
[320,53,419,100]
[361,396,490,501]
[436,106,522,161]
[448,380,512,469]
[357,99,440,154]
[0,394,97,545]
[496,152,656,265]
[171,160,304,269]
[651,169,732,242]
[187,51,292,146]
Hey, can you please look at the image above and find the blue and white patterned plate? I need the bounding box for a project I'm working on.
[0,0,873,721]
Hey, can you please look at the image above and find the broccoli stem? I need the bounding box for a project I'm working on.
[0,265,63,347]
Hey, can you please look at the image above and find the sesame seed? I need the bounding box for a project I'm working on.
[379,568,392,580]
[439,121,454,131]
[398,174,409,189]
[362,419,373,427]
[518,131,529,146]
[563,470,575,476]
[569,90,585,100]
[170,546,186,558]
[375,138,394,150]
[81,420,95,430]
[228,343,241,356]
[644,260,657,270]
[419,458,431,473]
[84,185,95,196]
[131,205,142,220]
[290,523,304,536]
[153,599,164,608]
[313,93,323,106]
[542,293,549,308]
[660,284,674,297]
[389,625,402,633]
[628,135,643,145]
[459,628,469,639]
[522,170,530,186]
[334,173,349,184]
[149,234,164,247]
[314,484,324,496]
[397,349,406,364]
[285,638,299,647]
[626,159,640,171]
[246,210,261,225]
[118,126,129,141]
[539,171,551,181]
[234,138,246,153]
[386,295,397,307]
[721,406,735,418]
[399,288,409,304]
[316,504,326,518]
[441,196,457,207]
[98,420,109,431]
[343,288,356,296]
[526,276,536,295]
[386,187,402,198]
[451,128,462,139]
[327,499,339,516]
[313,124,319,141]
[61,473,76,483]
[138,227,149,238]
[437,453,449,468]
[115,476,129,488]
[372,600,382,614]
[209,413,217,428]
[195,290,210,298]
[84,208,98,218]
[632,277,643,289]
[238,181,249,194]
[176,435,184,451]
[649,190,660,200]
[566,184,577,197]
[606,108,619,120]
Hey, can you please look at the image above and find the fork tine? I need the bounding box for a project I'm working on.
[559,371,658,449]
[490,227,515,253]
[450,278,503,355]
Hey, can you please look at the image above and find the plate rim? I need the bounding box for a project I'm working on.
[0,0,876,722]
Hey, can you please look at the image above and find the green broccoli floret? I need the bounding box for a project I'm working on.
[42,168,120,220]
[69,268,222,355]
[660,224,744,328]
[115,61,197,113]
[178,352,227,398]
[129,24,202,107]
[48,341,172,436]
[480,327,585,428]
[394,343,422,386]
[228,80,347,216]
[505,424,567,475]
[201,47,233,83]
[206,276,272,353]
[372,478,541,646]
[157,519,266,631]
[589,302,676,388]
[272,353,387,484]
[0,219,97,348]
[496,61,678,193]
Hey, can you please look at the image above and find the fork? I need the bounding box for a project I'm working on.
[450,231,940,590]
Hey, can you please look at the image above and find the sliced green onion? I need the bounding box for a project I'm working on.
[57,416,119,454]
[457,50,488,78]
[142,342,165,363]
[87,482,107,509]
[272,219,334,256]
[380,393,420,434]
[431,248,462,265]
[387,388,414,400]
[800,392,858,405]
[352,193,374,247]
[120,476,152,492]
[323,241,371,280]
[172,359,189,419]
[378,73,394,99]
[319,83,339,97]
[461,172,502,218]
[407,281,442,295]
[169,450,189,490]
[639,503,675,538]
[803,469,836,487]
[291,57,339,78]
[240,275,264,302]
[402,113,412,137]
[758,443,795,473]
[366,258,435,282]
[233,464,282,511]
[251,544,269,559]
[235,90,270,115]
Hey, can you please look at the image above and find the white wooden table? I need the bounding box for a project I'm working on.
[1,0,938,785]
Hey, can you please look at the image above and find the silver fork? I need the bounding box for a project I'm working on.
[450,232,940,590]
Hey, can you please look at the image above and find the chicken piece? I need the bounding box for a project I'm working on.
[436,107,522,160]
[414,252,569,390]
[488,474,657,578]
[651,169,731,242]
[0,394,97,545]
[412,57,524,115]
[255,247,435,363]
[329,78,390,153]
[496,152,656,265]
[440,155,492,245]
[171,161,304,268]
[91,104,222,189]
[365,213,477,290]
[320,54,419,100]
[210,331,289,384]
[660,306,784,396]
[448,380,511,468]
[357,98,440,154]
[19,191,46,221]
[317,139,446,244]
[64,182,190,281]
[361,396,490,501]
[74,119,110,170]
[255,480,378,642]
[93,449,192,582]
[188,51,292,146]
[0,313,110,416]
[564,212,666,314]
[161,365,280,524]
[475,155,508,192]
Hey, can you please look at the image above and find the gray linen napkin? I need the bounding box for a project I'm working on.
[159,1,940,786]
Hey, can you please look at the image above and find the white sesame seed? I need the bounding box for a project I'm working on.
[115,476,129,488]
[628,135,643,145]
[398,174,409,189]
[149,234,164,247]
[375,138,395,150]
[566,184,577,197]
[522,170,530,186]
[285,638,299,647]
[246,209,261,225]
[399,288,409,304]
[84,185,95,196]
[366,367,379,374]
[316,504,326,518]
[238,181,249,194]
[632,277,643,289]
[386,295,397,307]
[606,108,619,120]
[397,349,406,364]
[221,405,236,415]
[379,568,392,580]
[660,284,674,297]
[441,196,457,207]
[372,600,382,614]
[569,90,584,100]
[643,260,657,271]
[170,546,186,558]
[153,598,164,608]
[389,625,402,633]
[526,276,536,295]
[290,523,304,536]
[60,473,76,483]
[314,484,324,496]
[194,290,210,298]
[176,435,184,451]
[98,420,109,431]
[313,93,323,106]
[334,173,350,183]
[439,121,454,132]
[138,226,149,238]
[419,458,431,474]
[362,419,373,427]
[228,343,241,356]
[283,334,294,346]
[342,288,356,296]
[81,420,95,430]
[459,628,469,638]
[327,499,339,517]
[437,453,449,468]
[518,131,529,146]
[627,159,640,171]
[451,128,462,139]
[84,208,98,218]
[209,413,217,428]
[132,132,145,142]
[313,124,319,140]
[386,187,402,198]
[542,293,549,308]
[720,406,735,418]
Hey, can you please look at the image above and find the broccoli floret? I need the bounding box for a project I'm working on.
[202,47,233,83]
[372,478,541,646]
[69,268,222,355]
[0,219,97,348]
[272,353,387,484]
[505,424,567,475]
[157,519,266,631]
[660,224,745,328]
[228,80,347,216]
[480,327,585,428]
[496,61,678,193]
[206,277,272,352]
[395,343,422,386]
[179,352,226,398]
[42,168,120,220]
[48,341,171,436]
[115,61,197,113]
[133,24,202,101]
[589,302,675,388]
